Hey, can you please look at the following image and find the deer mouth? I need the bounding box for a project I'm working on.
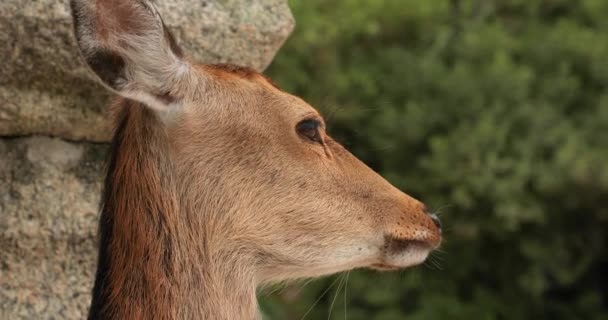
[371,238,433,271]
[370,263,401,271]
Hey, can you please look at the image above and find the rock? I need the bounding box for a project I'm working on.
[0,137,107,319]
[0,0,294,142]
[0,1,294,318]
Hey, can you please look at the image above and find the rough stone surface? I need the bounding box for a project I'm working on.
[0,1,293,318]
[0,0,294,141]
[0,137,107,319]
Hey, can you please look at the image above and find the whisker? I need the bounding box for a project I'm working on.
[423,260,435,271]
[296,278,316,293]
[428,252,445,271]
[433,248,448,256]
[432,258,443,271]
[300,275,342,320]
[327,274,346,320]
[263,281,289,296]
[430,204,454,214]
[344,271,350,320]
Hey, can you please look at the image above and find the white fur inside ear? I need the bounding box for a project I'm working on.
[72,0,201,113]
[123,90,181,113]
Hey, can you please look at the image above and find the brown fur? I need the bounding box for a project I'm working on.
[71,1,442,319]
[94,0,154,39]
[99,103,179,319]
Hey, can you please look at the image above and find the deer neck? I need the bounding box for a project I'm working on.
[90,101,259,320]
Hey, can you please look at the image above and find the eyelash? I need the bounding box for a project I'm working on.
[296,119,323,144]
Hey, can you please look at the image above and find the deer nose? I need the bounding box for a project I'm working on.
[428,213,442,232]
[421,204,442,232]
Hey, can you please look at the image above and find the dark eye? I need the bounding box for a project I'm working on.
[296,119,323,144]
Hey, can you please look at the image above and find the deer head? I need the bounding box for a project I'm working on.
[71,0,442,319]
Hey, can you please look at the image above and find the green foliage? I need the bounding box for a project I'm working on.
[261,0,608,318]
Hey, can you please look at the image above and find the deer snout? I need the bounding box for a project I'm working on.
[423,209,442,249]
[428,212,442,231]
[385,203,442,250]
[373,203,442,270]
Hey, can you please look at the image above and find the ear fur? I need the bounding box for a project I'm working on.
[70,0,192,111]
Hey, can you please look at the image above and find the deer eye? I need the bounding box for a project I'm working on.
[296,119,323,144]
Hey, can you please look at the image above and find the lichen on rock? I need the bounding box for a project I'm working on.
[0,1,294,318]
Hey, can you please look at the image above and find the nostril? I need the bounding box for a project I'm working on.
[429,213,442,231]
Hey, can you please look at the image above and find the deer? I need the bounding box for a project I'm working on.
[69,0,442,319]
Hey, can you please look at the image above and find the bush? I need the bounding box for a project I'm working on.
[261,0,608,319]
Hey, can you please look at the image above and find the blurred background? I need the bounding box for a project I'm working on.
[260,0,608,319]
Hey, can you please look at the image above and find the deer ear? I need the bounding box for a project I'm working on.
[70,0,191,111]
